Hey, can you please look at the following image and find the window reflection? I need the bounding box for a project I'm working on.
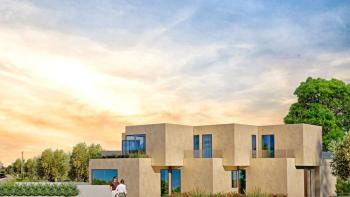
[92,169,118,185]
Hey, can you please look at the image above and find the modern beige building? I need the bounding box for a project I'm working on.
[89,123,336,197]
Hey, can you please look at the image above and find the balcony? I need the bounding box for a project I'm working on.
[252,149,295,158]
[184,150,223,158]
[122,139,146,156]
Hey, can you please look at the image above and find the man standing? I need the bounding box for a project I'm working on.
[110,177,119,197]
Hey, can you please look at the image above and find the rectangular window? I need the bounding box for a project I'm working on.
[202,134,212,158]
[122,134,146,155]
[252,135,257,158]
[232,170,238,188]
[262,135,275,158]
[193,135,200,158]
[172,169,181,193]
[92,169,118,185]
[161,169,181,195]
[160,169,169,196]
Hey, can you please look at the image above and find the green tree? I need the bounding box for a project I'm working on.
[51,150,69,181]
[69,143,102,182]
[37,149,69,181]
[12,159,22,175]
[88,144,103,159]
[5,165,13,175]
[69,143,89,181]
[284,77,350,150]
[330,132,350,180]
[37,149,54,181]
[24,158,37,180]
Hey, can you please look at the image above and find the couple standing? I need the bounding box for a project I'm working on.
[110,177,127,197]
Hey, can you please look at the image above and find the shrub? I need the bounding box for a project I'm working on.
[0,183,79,196]
[336,178,350,195]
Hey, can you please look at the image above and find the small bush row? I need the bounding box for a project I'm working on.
[0,182,79,196]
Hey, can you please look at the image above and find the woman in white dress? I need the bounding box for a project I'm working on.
[116,179,127,197]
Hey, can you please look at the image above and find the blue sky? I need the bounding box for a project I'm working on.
[0,0,349,164]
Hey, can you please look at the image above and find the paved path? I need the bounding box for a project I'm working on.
[0,175,12,184]
[77,185,111,197]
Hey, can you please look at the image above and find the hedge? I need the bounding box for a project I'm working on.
[0,183,79,196]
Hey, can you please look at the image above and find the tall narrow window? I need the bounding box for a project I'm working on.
[252,135,257,158]
[231,170,238,188]
[160,169,169,196]
[202,134,212,158]
[193,135,200,158]
[262,135,275,158]
[172,169,181,193]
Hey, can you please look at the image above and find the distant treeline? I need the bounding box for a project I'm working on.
[3,143,102,182]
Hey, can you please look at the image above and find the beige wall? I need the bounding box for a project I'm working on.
[193,123,258,166]
[164,124,193,166]
[258,124,322,166]
[125,123,193,166]
[320,159,336,197]
[233,124,258,166]
[125,124,166,166]
[247,158,304,197]
[303,124,322,166]
[89,158,160,197]
[182,158,237,194]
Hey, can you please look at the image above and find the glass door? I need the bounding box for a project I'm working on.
[262,135,275,158]
[239,170,246,194]
[160,169,181,196]
[202,134,212,158]
[160,169,169,196]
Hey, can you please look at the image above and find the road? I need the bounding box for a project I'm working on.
[0,175,12,185]
[77,185,111,197]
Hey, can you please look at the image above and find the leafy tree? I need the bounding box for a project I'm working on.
[88,144,103,159]
[69,143,89,181]
[69,143,102,182]
[284,77,350,150]
[12,159,22,175]
[37,149,69,181]
[331,132,350,180]
[51,150,69,181]
[5,165,13,175]
[24,158,37,180]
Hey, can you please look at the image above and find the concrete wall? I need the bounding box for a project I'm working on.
[125,124,166,166]
[247,158,304,197]
[89,158,160,197]
[182,158,236,194]
[233,124,258,166]
[193,123,258,166]
[165,124,193,166]
[258,124,322,166]
[303,124,322,166]
[320,159,336,197]
[125,123,192,166]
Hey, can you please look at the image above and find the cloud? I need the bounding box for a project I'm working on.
[0,0,349,165]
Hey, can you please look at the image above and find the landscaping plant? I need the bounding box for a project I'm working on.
[0,183,79,196]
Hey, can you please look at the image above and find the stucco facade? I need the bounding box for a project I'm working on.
[89,123,336,197]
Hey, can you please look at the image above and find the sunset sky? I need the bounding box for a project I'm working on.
[0,0,349,165]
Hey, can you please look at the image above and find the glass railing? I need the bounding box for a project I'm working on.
[252,149,295,158]
[322,151,333,159]
[122,139,146,155]
[184,150,223,158]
